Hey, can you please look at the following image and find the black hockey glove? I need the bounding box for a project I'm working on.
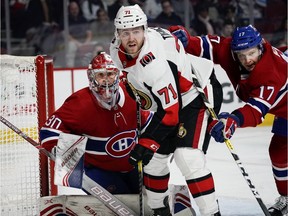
[129,138,160,166]
[129,144,154,166]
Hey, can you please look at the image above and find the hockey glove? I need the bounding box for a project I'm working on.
[129,138,160,166]
[208,112,240,143]
[168,25,190,48]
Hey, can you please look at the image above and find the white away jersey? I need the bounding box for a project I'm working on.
[110,27,214,112]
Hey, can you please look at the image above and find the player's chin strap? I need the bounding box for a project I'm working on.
[0,115,137,216]
[126,81,145,216]
[190,66,271,216]
[116,45,143,59]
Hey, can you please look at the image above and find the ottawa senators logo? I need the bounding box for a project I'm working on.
[137,90,152,110]
[140,52,155,67]
[177,123,187,138]
[128,82,152,110]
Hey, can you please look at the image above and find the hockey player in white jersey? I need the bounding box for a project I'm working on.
[110,4,223,216]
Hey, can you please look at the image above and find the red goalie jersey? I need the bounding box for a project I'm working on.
[184,35,287,127]
[40,83,152,172]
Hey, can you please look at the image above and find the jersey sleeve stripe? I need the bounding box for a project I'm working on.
[201,36,213,61]
[247,97,270,117]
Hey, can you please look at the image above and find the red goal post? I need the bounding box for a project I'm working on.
[0,55,54,215]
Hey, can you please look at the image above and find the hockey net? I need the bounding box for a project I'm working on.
[0,55,54,215]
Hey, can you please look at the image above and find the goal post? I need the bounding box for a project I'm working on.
[0,55,55,215]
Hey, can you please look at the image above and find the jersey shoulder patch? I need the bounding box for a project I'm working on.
[140,52,155,67]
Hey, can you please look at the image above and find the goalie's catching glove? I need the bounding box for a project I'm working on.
[208,112,240,143]
[168,25,190,48]
[129,138,160,166]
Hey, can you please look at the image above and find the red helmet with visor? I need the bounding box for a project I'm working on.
[87,52,120,110]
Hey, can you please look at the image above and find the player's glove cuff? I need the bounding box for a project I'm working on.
[138,138,160,152]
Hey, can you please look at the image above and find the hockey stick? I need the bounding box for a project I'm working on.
[126,81,145,216]
[0,115,137,216]
[190,67,271,216]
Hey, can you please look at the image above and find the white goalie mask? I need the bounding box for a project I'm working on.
[87,52,120,110]
[114,4,147,37]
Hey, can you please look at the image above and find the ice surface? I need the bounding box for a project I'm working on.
[169,126,277,215]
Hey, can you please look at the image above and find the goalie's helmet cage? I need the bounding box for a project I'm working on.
[114,4,147,30]
[231,25,263,52]
[87,52,120,110]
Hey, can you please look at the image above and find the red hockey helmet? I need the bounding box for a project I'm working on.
[87,52,120,110]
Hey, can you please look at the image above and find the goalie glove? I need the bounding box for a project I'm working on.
[208,112,240,143]
[129,138,160,166]
[168,25,190,48]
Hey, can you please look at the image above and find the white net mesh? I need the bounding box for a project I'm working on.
[0,55,41,215]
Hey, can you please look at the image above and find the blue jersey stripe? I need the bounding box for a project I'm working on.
[201,36,211,60]
[247,97,269,117]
